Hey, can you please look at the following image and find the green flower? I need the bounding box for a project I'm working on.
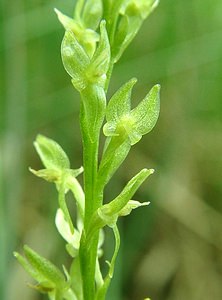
[103,79,160,145]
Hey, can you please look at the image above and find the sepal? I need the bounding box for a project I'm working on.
[34,135,70,170]
[62,30,90,91]
[86,20,110,87]
[104,78,137,135]
[130,84,160,139]
[55,8,82,33]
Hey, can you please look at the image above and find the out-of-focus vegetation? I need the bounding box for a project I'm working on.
[1,0,222,299]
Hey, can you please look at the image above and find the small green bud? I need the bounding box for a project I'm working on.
[55,8,99,58]
[61,20,110,91]
[122,0,159,19]
[112,0,159,62]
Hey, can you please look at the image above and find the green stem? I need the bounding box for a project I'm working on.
[79,87,105,299]
[82,133,98,229]
[79,123,98,299]
[79,231,100,300]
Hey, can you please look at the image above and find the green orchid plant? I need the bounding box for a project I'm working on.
[14,0,160,299]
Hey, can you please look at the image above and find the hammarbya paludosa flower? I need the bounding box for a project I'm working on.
[15,1,160,299]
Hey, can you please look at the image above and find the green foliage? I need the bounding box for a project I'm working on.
[15,1,160,299]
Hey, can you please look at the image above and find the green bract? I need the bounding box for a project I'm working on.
[15,1,160,300]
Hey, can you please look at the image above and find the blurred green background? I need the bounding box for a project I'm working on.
[1,0,222,299]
